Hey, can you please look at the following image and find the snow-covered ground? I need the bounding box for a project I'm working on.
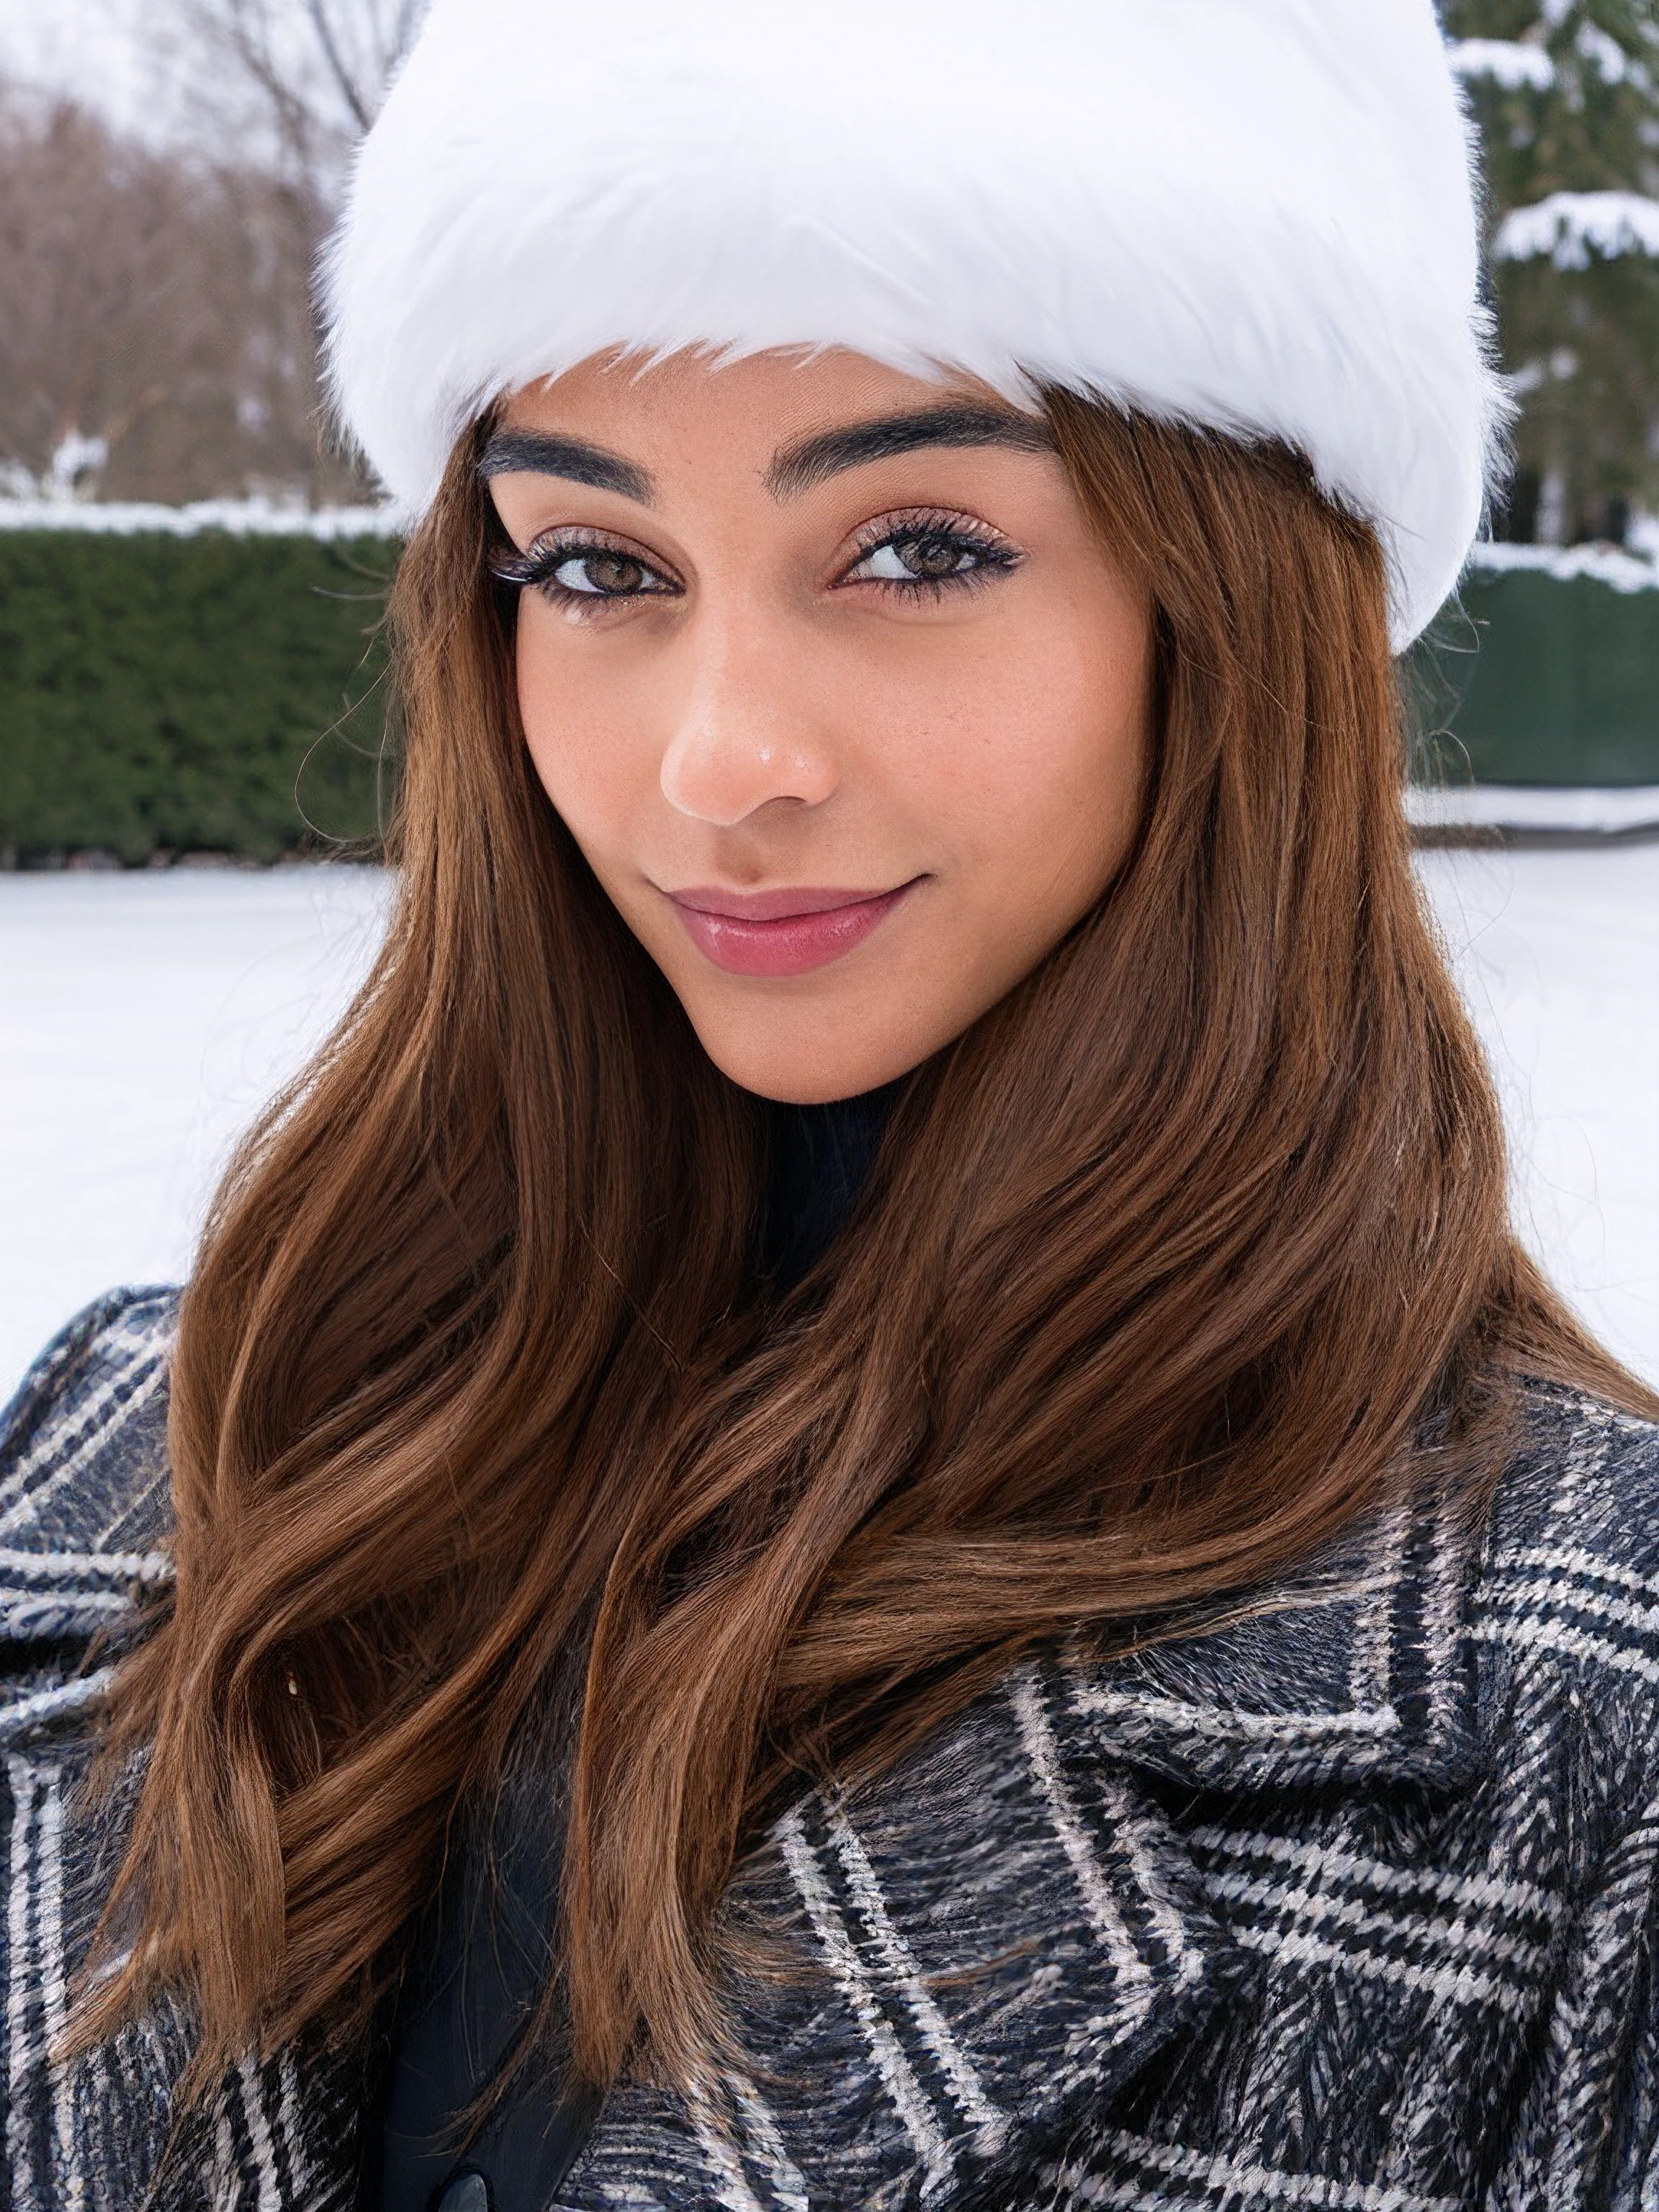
[1,850,1655,1400]
[0,868,392,1397]
[1416,842,1658,1387]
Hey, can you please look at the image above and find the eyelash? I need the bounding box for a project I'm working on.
[843,510,1023,601]
[489,528,678,612]
[489,511,1022,614]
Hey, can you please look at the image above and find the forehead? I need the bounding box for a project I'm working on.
[499,347,1021,457]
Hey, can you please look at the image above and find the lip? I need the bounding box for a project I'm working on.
[663,879,922,977]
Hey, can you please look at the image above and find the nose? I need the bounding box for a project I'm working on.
[658,614,840,827]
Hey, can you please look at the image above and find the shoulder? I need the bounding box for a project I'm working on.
[0,1287,179,1645]
[0,1300,193,2205]
[1053,1377,1659,1810]
[1491,1375,1659,1536]
[1469,1377,1659,1722]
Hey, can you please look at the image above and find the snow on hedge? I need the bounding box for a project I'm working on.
[1447,38,1555,91]
[1407,783,1659,834]
[1465,539,1659,592]
[0,496,402,539]
[1495,189,1659,269]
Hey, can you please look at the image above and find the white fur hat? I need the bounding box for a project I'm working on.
[323,0,1501,649]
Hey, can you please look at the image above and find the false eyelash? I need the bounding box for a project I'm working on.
[485,513,1022,605]
[848,505,1015,558]
[487,529,679,596]
[843,509,1024,593]
[488,542,550,589]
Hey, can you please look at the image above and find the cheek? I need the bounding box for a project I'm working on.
[514,608,647,852]
[875,601,1149,900]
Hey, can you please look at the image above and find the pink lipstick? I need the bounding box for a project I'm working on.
[665,881,920,978]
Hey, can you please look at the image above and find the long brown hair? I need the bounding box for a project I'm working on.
[82,392,1652,2095]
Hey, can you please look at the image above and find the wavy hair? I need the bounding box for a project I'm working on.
[81,392,1651,2095]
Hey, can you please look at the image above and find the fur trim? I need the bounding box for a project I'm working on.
[323,0,1503,648]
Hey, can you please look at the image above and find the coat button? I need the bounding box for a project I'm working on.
[435,2173,491,2212]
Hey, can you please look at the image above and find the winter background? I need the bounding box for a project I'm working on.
[1,0,1657,1395]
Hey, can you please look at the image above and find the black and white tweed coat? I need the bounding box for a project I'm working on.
[6,1286,1659,2211]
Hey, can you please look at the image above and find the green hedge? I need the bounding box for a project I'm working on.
[1411,566,1659,787]
[2,534,1657,866]
[0,531,395,863]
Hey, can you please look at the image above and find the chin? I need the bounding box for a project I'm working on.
[687,1008,922,1105]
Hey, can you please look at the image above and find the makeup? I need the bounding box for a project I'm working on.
[665,882,920,979]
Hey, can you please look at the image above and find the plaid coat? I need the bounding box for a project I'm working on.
[4,1287,1659,2212]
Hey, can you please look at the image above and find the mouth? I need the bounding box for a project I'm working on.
[663,879,924,978]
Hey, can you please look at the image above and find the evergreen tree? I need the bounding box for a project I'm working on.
[1444,0,1659,543]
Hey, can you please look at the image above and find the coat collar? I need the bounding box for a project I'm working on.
[514,1480,1491,2212]
[1066,1473,1487,1797]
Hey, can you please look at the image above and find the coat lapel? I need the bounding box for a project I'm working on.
[1064,1475,1488,1797]
[553,1658,1245,2212]
[553,1478,1489,2212]
[145,1651,1242,2212]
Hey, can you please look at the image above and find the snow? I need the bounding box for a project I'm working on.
[0,497,401,539]
[1449,15,1646,90]
[1,854,1655,1404]
[1408,787,1659,835]
[0,869,391,1398]
[17,511,1658,597]
[1465,539,1659,592]
[1495,190,1659,269]
[1575,19,1641,86]
[1416,842,1659,1390]
[10,507,1659,601]
[1447,38,1556,92]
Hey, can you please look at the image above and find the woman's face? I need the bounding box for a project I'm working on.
[487,350,1152,1103]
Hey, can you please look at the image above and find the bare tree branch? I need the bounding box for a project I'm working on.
[175,0,424,186]
[302,0,374,135]
[0,9,423,505]
[0,81,367,503]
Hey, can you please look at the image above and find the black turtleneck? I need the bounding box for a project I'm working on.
[760,1082,899,1294]
[374,1087,896,2212]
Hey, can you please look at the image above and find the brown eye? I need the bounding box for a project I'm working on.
[851,527,1012,588]
[898,535,970,580]
[488,535,679,603]
[557,550,650,595]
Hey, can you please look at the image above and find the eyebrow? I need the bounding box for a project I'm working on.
[765,404,1056,500]
[477,428,655,504]
[476,402,1055,512]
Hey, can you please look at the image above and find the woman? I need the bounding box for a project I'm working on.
[5,2,1658,2206]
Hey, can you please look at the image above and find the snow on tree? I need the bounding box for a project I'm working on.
[1444,0,1659,545]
